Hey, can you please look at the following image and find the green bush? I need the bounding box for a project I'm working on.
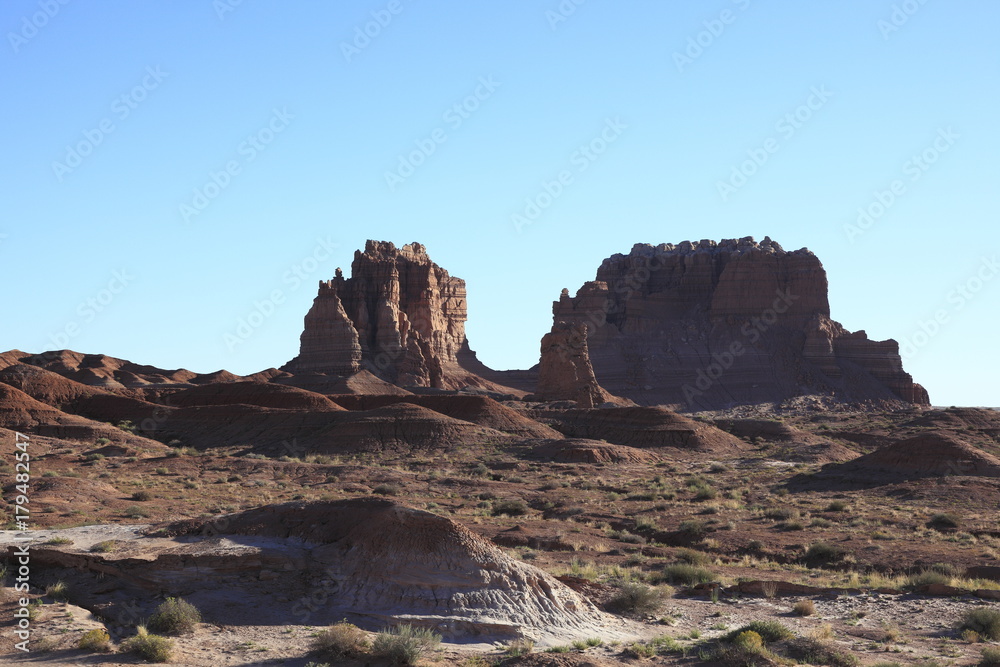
[786,637,858,667]
[78,628,112,652]
[606,582,667,616]
[725,620,794,643]
[148,597,201,635]
[660,563,714,586]
[803,541,846,565]
[131,490,153,501]
[928,513,960,530]
[313,621,368,658]
[979,646,1000,667]
[961,608,1000,641]
[370,624,440,665]
[122,627,173,662]
[491,499,528,517]
[372,483,400,496]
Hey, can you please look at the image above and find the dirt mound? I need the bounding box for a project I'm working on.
[165,381,344,411]
[831,432,1000,480]
[0,382,160,446]
[537,407,747,454]
[313,403,514,453]
[31,477,123,505]
[329,394,562,439]
[162,498,620,641]
[190,369,243,384]
[528,439,657,464]
[156,402,511,455]
[904,407,1000,433]
[274,369,413,395]
[0,363,166,426]
[0,363,105,405]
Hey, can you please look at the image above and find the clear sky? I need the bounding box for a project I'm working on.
[2,1,997,406]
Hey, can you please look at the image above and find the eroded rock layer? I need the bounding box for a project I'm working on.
[284,241,512,392]
[551,237,928,409]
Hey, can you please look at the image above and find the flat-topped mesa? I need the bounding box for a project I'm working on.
[284,240,509,392]
[553,237,928,410]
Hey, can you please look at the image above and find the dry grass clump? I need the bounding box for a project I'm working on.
[606,582,668,616]
[792,599,816,616]
[148,597,201,635]
[121,626,173,663]
[78,628,112,652]
[370,624,441,665]
[961,608,1000,641]
[313,621,369,659]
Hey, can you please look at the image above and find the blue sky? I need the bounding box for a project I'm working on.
[1,0,997,406]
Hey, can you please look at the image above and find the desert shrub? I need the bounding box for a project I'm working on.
[45,580,68,600]
[725,620,794,643]
[793,599,816,616]
[372,483,400,496]
[148,597,201,635]
[660,563,714,586]
[733,630,764,651]
[90,540,118,553]
[84,453,105,462]
[124,505,151,519]
[122,627,173,662]
[826,500,848,511]
[675,548,712,565]
[78,628,112,652]
[131,490,153,501]
[906,570,951,588]
[370,624,440,665]
[505,638,534,656]
[606,582,666,616]
[979,647,1000,667]
[491,499,527,517]
[786,637,858,667]
[714,632,774,667]
[928,513,961,530]
[313,621,368,658]
[765,507,798,521]
[803,541,845,565]
[961,608,1000,641]
[678,519,707,538]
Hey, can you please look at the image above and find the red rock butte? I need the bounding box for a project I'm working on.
[283,237,928,410]
[282,240,511,393]
[540,237,928,409]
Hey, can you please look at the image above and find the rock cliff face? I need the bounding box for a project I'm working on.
[284,241,513,392]
[532,322,619,408]
[551,237,928,409]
